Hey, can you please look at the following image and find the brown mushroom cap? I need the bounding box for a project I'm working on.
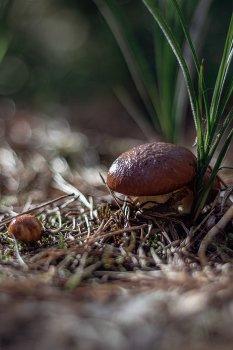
[8,214,44,242]
[107,142,197,196]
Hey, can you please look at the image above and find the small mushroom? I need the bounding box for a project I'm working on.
[107,142,222,214]
[107,142,197,212]
[8,214,44,242]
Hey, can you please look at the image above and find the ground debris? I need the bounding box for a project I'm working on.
[1,114,233,349]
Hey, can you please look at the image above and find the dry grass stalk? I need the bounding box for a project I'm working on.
[198,204,233,265]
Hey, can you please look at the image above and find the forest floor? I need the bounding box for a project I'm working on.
[1,102,233,350]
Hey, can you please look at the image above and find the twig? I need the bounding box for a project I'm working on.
[169,222,179,240]
[64,251,88,289]
[99,173,131,227]
[84,214,91,237]
[0,193,74,228]
[164,240,180,249]
[187,207,215,241]
[138,246,147,268]
[80,224,147,246]
[198,204,233,265]
[150,247,166,270]
[11,233,28,270]
[154,219,171,244]
[53,173,91,209]
[89,196,94,220]
[84,220,106,248]
[185,228,206,251]
[138,224,153,247]
[221,185,233,212]
[140,212,189,236]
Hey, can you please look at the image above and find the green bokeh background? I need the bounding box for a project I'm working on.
[0,0,232,142]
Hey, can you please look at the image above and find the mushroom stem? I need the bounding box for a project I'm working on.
[137,193,173,208]
[137,187,194,214]
[177,187,194,214]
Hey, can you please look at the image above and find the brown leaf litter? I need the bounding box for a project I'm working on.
[1,111,233,349]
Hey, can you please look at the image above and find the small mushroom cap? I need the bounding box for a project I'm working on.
[107,142,197,196]
[8,214,44,242]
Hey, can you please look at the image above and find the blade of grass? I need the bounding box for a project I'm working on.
[113,85,157,141]
[207,55,233,147]
[173,0,213,142]
[0,36,8,64]
[161,1,179,140]
[142,0,198,130]
[153,2,179,142]
[170,0,211,135]
[196,62,205,176]
[194,128,233,220]
[93,0,162,133]
[195,106,233,194]
[206,107,233,167]
[209,13,233,126]
[142,0,233,220]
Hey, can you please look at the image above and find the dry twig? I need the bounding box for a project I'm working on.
[198,204,233,265]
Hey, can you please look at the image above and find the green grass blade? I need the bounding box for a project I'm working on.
[0,36,8,64]
[215,128,233,170]
[153,21,164,86]
[173,0,212,143]
[93,0,162,132]
[194,128,233,220]
[153,4,179,143]
[195,106,233,195]
[210,13,233,125]
[196,63,204,165]
[113,85,157,141]
[142,0,198,129]
[193,171,217,221]
[208,74,233,146]
[160,3,177,142]
[206,106,233,166]
[195,68,206,194]
[170,0,210,131]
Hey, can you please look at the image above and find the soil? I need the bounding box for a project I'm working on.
[1,100,233,350]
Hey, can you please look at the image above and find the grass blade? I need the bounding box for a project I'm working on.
[208,74,233,147]
[196,62,205,172]
[170,0,211,132]
[142,0,198,129]
[194,129,233,220]
[209,13,233,125]
[206,107,233,166]
[153,3,179,142]
[195,106,233,195]
[113,85,157,141]
[173,0,213,141]
[93,0,162,132]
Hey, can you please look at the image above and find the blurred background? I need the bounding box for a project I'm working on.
[0,2,233,348]
[0,0,232,202]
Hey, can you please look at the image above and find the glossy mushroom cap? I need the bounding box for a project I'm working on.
[107,142,197,196]
[8,214,44,242]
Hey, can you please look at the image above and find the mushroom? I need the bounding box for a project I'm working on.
[107,142,222,214]
[107,142,197,213]
[8,214,44,242]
